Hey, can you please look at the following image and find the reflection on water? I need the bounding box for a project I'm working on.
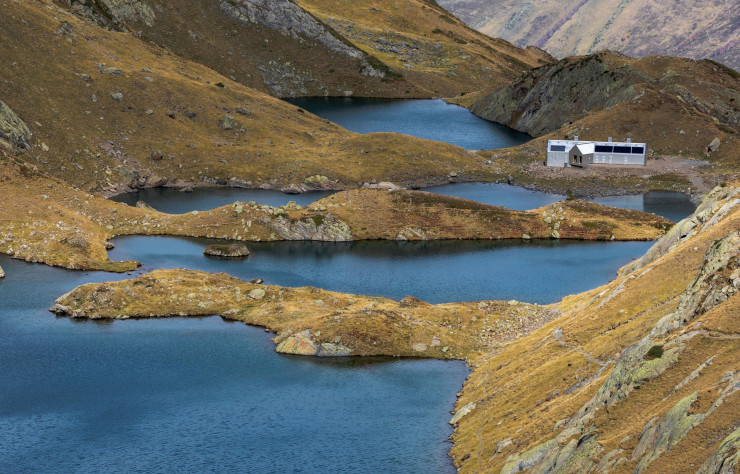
[428,183,696,222]
[110,182,695,223]
[110,187,333,214]
[110,236,653,305]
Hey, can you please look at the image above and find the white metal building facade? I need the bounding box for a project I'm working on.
[546,137,646,168]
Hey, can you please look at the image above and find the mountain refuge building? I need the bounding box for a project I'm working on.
[547,137,646,168]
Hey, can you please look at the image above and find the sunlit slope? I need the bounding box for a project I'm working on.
[55,0,552,99]
[296,0,552,97]
[450,183,740,472]
[2,0,495,193]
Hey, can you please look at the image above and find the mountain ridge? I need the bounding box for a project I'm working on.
[438,0,740,71]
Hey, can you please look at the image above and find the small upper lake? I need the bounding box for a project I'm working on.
[427,184,696,223]
[286,98,531,150]
[112,183,696,223]
[110,187,333,214]
[0,255,466,473]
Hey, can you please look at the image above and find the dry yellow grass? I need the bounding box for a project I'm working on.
[0,152,671,272]
[0,0,500,194]
[449,182,740,472]
[297,0,551,96]
[51,268,556,359]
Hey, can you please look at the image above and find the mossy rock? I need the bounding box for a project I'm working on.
[203,243,250,258]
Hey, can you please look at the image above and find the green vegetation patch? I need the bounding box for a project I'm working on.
[645,345,664,360]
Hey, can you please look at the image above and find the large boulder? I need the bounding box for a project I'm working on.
[0,99,32,149]
[0,265,5,279]
[203,243,250,258]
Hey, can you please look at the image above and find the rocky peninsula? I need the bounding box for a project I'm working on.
[0,155,671,273]
[49,182,740,473]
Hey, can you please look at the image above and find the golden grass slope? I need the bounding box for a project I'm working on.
[1,0,501,194]
[55,0,426,98]
[296,0,552,96]
[449,183,740,472]
[0,152,670,272]
[56,0,551,99]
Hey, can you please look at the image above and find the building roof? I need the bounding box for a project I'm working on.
[572,143,595,154]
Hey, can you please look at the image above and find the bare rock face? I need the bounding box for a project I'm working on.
[0,99,32,150]
[60,0,155,30]
[203,243,250,258]
[263,213,353,241]
[0,265,5,279]
[217,0,384,83]
[470,53,641,136]
[218,0,362,60]
[274,330,352,357]
[707,137,721,152]
[470,51,740,138]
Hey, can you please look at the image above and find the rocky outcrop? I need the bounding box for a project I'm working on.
[699,426,740,474]
[61,0,155,30]
[274,330,353,357]
[262,213,353,241]
[203,243,250,258]
[218,0,371,66]
[0,265,5,278]
[469,51,740,141]
[0,99,32,150]
[496,187,740,473]
[624,184,740,274]
[471,52,642,136]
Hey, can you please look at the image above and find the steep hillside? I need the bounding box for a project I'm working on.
[449,182,740,471]
[1,0,505,194]
[469,51,740,169]
[56,0,551,98]
[438,0,740,71]
[296,0,552,96]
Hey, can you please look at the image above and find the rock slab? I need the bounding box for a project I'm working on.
[203,243,250,258]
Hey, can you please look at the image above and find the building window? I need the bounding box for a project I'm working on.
[614,146,631,154]
[595,145,613,153]
[550,145,566,152]
[631,147,645,154]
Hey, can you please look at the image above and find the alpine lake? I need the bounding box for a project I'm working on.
[1,99,695,473]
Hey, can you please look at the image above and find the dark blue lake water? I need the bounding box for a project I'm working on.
[109,237,652,305]
[3,97,695,472]
[287,98,531,150]
[110,187,333,214]
[427,184,696,223]
[0,255,467,473]
[113,183,695,223]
